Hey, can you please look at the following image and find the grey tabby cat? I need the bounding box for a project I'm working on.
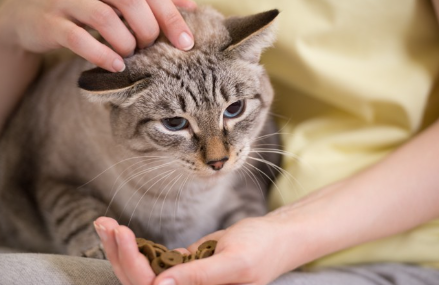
[0,6,281,258]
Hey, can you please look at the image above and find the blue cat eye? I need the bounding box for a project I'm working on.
[224,100,245,118]
[162,117,189,131]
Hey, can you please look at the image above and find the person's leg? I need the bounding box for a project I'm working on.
[0,253,120,285]
[271,263,439,285]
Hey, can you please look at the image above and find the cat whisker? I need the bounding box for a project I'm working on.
[250,148,316,173]
[248,155,300,187]
[252,118,292,143]
[115,161,178,219]
[250,148,301,160]
[244,161,287,205]
[240,164,265,202]
[236,168,248,189]
[105,160,176,217]
[173,174,192,245]
[267,111,290,121]
[158,173,184,233]
[107,157,169,212]
[252,143,283,148]
[122,158,170,194]
[252,132,291,143]
[128,170,176,227]
[78,155,171,188]
[146,172,182,232]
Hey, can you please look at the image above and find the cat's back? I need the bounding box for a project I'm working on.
[0,53,90,170]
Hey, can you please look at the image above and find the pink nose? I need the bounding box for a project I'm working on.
[207,157,229,171]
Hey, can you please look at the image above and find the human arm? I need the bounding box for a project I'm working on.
[96,118,439,285]
[0,0,196,133]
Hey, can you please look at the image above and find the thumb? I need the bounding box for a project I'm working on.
[153,252,247,285]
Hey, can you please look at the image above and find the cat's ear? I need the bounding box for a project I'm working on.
[223,9,279,63]
[78,66,150,106]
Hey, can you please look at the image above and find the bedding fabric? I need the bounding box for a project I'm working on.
[1,254,439,285]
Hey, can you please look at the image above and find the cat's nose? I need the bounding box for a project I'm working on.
[207,157,229,171]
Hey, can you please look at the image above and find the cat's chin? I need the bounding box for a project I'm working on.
[195,169,231,180]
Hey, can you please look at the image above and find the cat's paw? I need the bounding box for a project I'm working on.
[82,243,106,259]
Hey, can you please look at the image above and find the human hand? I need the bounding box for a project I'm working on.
[0,0,196,72]
[95,214,300,285]
[154,215,298,285]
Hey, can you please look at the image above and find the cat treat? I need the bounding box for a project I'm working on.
[136,238,217,275]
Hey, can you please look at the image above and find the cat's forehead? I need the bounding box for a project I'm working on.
[135,56,260,112]
[127,41,262,111]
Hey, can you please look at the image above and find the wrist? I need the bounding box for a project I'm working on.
[269,184,353,271]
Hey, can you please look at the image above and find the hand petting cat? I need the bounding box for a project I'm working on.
[0,0,196,133]
[0,0,196,72]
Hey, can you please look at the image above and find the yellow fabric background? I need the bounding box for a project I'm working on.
[195,0,439,269]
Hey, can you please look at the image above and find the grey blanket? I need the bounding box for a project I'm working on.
[1,253,439,285]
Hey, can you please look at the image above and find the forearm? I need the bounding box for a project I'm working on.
[278,119,439,268]
[0,48,42,132]
[0,1,42,133]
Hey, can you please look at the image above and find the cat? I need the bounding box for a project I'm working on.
[0,6,281,258]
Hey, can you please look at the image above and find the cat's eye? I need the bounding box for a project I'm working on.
[224,100,245,118]
[162,117,189,131]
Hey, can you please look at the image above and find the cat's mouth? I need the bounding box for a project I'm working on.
[197,153,248,179]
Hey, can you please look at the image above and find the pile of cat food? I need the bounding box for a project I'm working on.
[136,238,217,275]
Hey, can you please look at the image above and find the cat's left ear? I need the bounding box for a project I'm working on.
[223,9,279,63]
[78,66,150,106]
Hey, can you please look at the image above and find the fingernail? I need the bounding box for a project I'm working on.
[159,278,176,285]
[113,58,126,72]
[179,32,194,51]
[94,222,108,241]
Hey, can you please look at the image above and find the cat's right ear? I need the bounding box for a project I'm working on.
[223,9,279,63]
[78,67,149,106]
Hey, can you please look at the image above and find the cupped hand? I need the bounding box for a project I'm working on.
[95,214,299,285]
[154,216,297,285]
[1,0,196,72]
[94,217,191,285]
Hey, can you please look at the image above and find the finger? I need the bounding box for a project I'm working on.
[154,252,246,285]
[115,226,156,285]
[102,0,159,49]
[147,0,195,51]
[56,20,125,72]
[173,248,191,255]
[64,0,136,57]
[172,0,197,10]
[94,218,133,285]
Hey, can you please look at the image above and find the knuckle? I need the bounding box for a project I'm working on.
[163,10,184,28]
[141,21,160,43]
[122,35,136,53]
[47,0,63,10]
[91,5,115,27]
[92,49,109,67]
[65,26,83,50]
[118,0,138,8]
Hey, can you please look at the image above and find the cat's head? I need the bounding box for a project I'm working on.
[78,6,278,177]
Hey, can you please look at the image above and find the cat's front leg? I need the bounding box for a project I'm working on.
[36,179,109,258]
